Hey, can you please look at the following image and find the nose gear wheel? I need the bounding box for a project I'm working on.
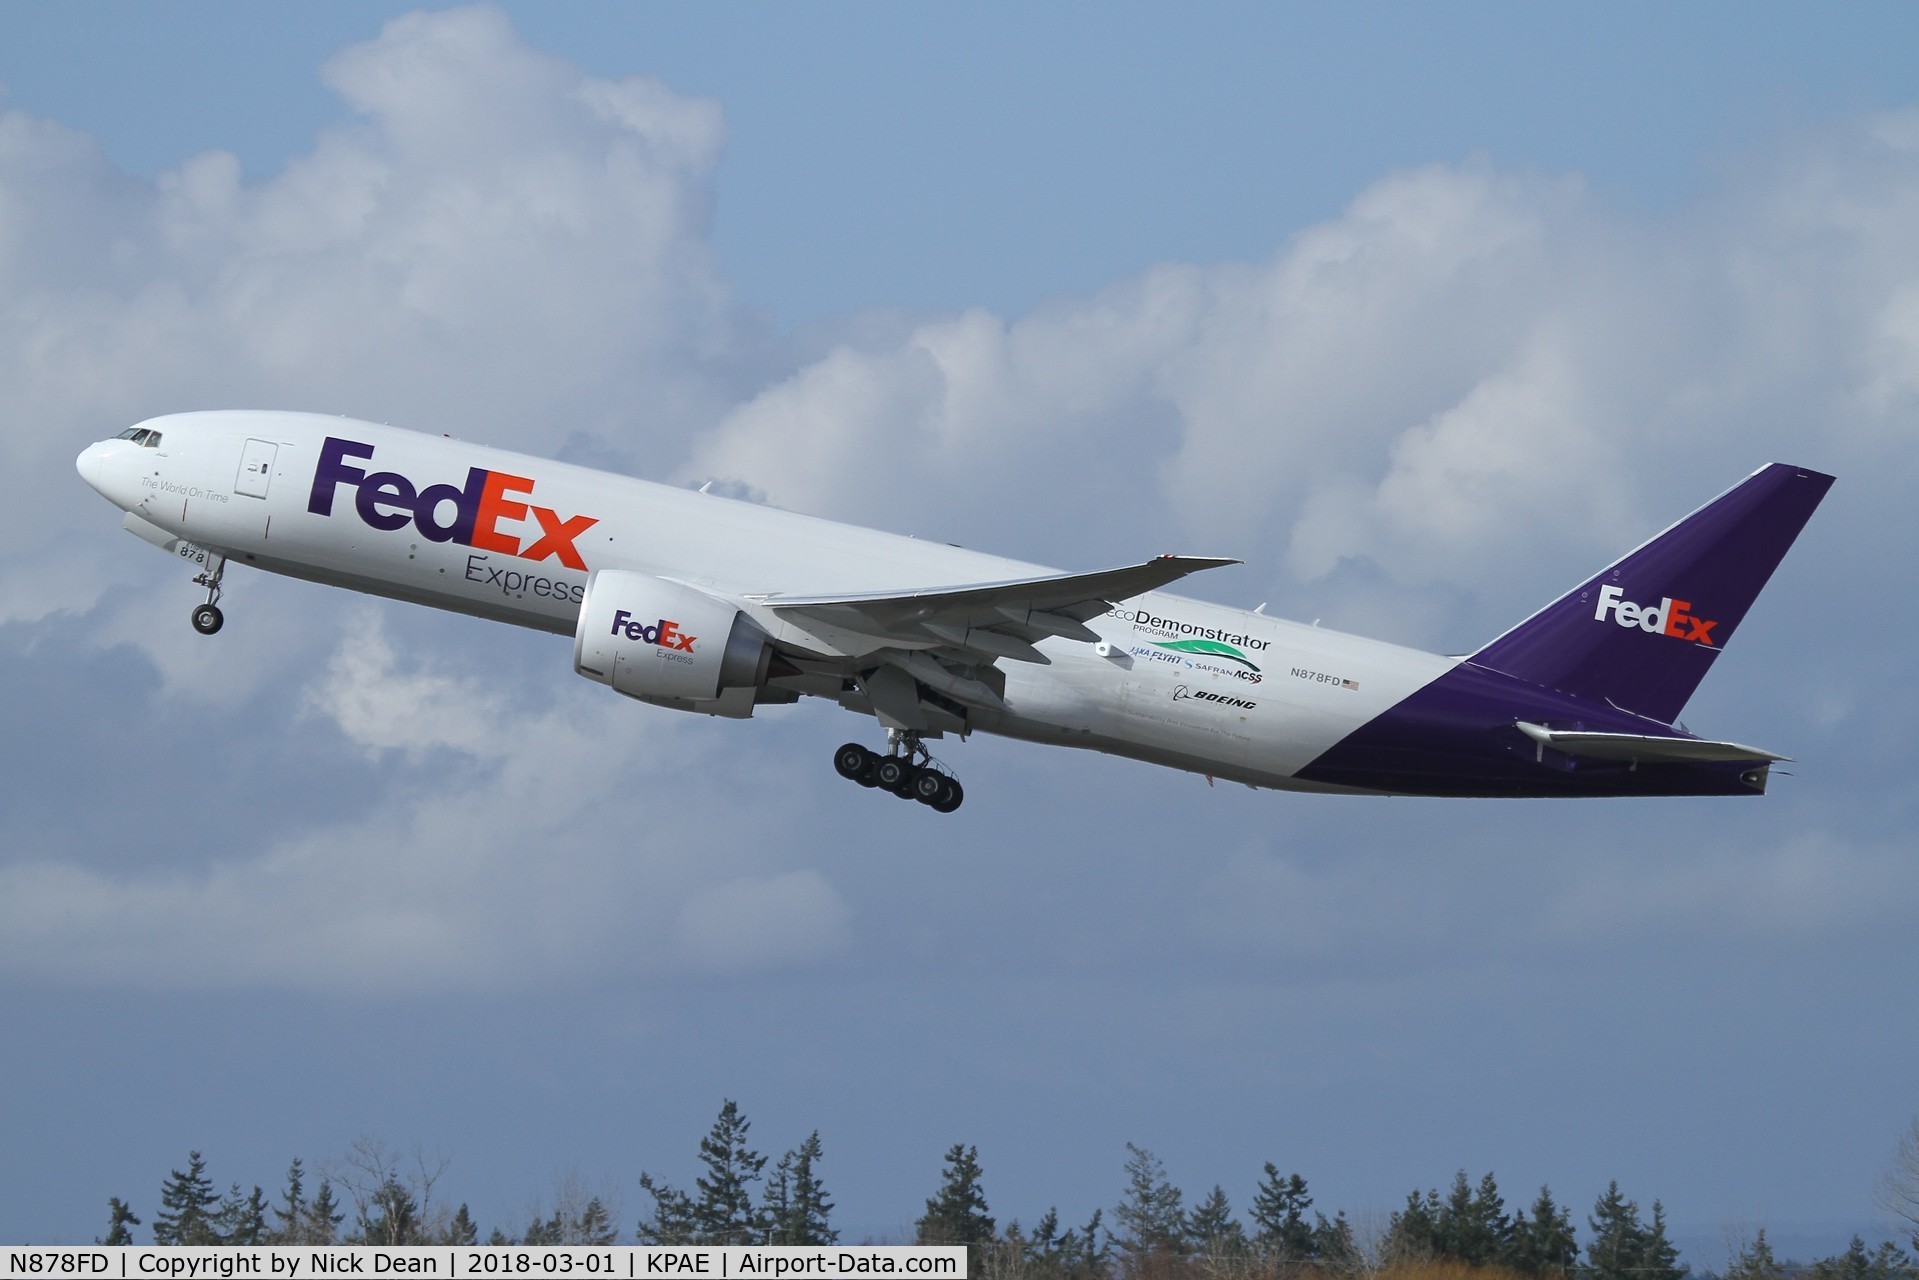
[190,554,227,635]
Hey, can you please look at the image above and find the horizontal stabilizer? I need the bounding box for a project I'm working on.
[1514,722,1788,764]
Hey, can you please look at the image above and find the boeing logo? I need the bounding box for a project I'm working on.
[1173,684,1257,710]
[1593,584,1717,645]
[308,436,598,570]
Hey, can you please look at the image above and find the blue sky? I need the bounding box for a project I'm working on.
[3,0,1917,1257]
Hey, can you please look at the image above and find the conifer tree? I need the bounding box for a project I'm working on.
[1869,1240,1917,1279]
[637,1173,699,1246]
[1383,1188,1443,1265]
[1807,1235,1916,1280]
[218,1185,268,1246]
[1584,1182,1646,1280]
[1250,1163,1316,1262]
[444,1204,480,1246]
[1873,1240,1917,1279]
[1022,1208,1107,1280]
[1506,1186,1578,1278]
[305,1181,344,1246]
[916,1144,995,1246]
[1113,1143,1188,1262]
[526,1196,617,1247]
[694,1100,767,1244]
[1811,1236,1876,1280]
[1027,1209,1061,1258]
[1725,1229,1783,1280]
[1640,1202,1687,1280]
[763,1161,791,1245]
[576,1199,618,1247]
[100,1198,141,1246]
[1312,1211,1364,1276]
[271,1160,308,1245]
[355,1176,421,1245]
[153,1152,222,1245]
[1189,1186,1248,1257]
[1436,1171,1510,1266]
[767,1132,835,1245]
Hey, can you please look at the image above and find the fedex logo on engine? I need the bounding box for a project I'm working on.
[611,610,696,653]
[307,436,598,570]
[1593,584,1718,645]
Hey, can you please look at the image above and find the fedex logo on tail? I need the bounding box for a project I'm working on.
[307,437,598,570]
[1594,584,1718,645]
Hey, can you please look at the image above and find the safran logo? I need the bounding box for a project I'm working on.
[611,610,696,653]
[1593,585,1718,645]
[308,437,599,570]
[1151,638,1262,672]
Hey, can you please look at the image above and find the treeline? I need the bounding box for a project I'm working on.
[94,1101,1919,1280]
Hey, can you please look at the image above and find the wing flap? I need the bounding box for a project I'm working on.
[754,555,1238,664]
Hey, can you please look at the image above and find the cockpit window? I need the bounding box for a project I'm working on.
[115,427,141,440]
[112,427,161,446]
[143,431,161,448]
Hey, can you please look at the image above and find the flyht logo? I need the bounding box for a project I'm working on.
[1593,584,1718,645]
[611,610,696,653]
[308,436,598,570]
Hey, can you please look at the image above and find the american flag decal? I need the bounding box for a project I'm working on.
[1342,679,1359,690]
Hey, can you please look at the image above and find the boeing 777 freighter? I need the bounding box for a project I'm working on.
[78,412,1832,811]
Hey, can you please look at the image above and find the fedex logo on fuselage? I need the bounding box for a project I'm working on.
[307,436,598,570]
[1593,584,1718,646]
[611,610,696,652]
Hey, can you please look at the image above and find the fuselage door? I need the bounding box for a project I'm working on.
[235,439,278,498]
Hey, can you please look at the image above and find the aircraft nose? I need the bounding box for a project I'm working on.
[76,441,111,495]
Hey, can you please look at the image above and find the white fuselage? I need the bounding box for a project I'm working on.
[79,411,1459,793]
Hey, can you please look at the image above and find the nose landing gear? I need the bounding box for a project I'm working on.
[189,554,227,635]
[832,730,964,812]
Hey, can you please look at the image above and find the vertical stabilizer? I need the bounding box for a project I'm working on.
[1469,463,1834,724]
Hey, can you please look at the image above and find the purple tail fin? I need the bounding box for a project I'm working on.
[1469,463,1835,724]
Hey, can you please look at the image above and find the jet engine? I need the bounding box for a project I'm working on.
[573,570,775,717]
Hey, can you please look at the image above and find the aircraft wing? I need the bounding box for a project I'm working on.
[1514,722,1788,764]
[752,555,1239,666]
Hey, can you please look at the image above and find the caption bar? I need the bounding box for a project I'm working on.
[0,1247,966,1280]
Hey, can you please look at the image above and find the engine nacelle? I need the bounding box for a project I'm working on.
[573,569,774,716]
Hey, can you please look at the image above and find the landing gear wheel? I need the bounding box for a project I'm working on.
[931,777,964,813]
[888,763,924,799]
[190,552,227,636]
[833,743,872,781]
[834,730,964,811]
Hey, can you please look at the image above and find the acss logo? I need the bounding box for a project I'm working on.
[1593,585,1718,645]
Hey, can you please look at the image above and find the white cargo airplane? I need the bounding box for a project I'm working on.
[78,412,1832,810]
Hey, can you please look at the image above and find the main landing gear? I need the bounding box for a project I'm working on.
[189,553,227,635]
[833,730,964,813]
